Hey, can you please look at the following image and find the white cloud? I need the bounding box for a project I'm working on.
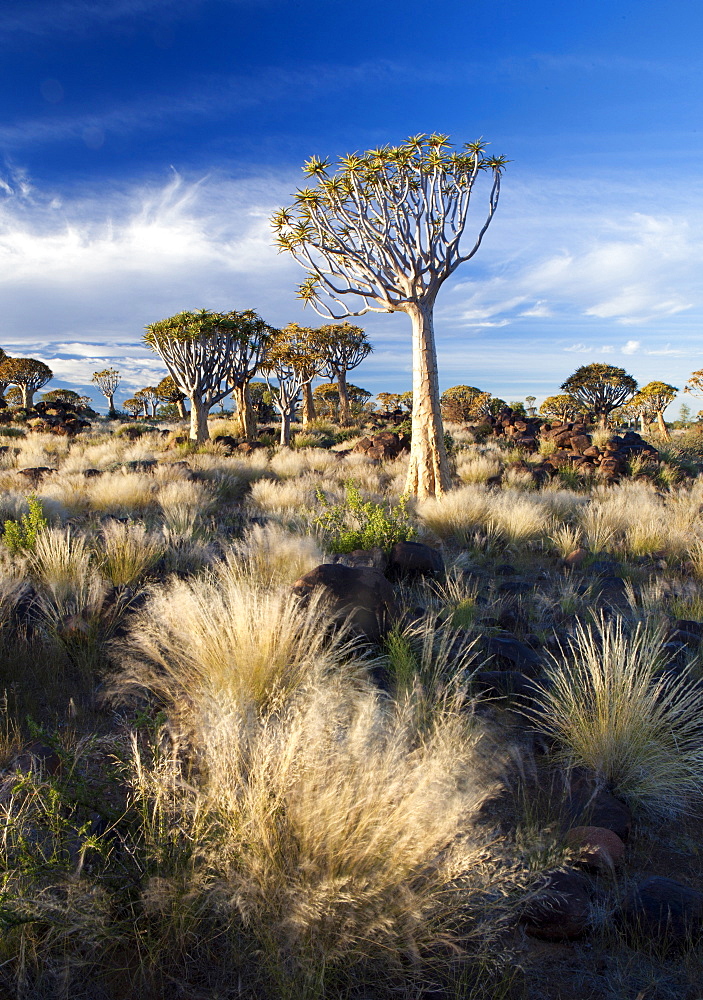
[621,339,641,355]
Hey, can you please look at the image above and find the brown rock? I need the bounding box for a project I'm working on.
[292,563,397,642]
[563,547,589,569]
[570,434,591,454]
[620,877,703,945]
[520,869,591,940]
[567,774,632,841]
[388,541,444,578]
[565,825,625,874]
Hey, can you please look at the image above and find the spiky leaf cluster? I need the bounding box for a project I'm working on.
[561,364,637,417]
[155,375,186,404]
[272,134,507,318]
[539,394,581,422]
[0,357,53,392]
[91,368,121,396]
[440,385,491,422]
[630,381,678,418]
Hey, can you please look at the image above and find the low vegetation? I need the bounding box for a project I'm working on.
[0,410,701,1000]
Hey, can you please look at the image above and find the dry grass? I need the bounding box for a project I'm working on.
[224,521,324,587]
[530,613,703,820]
[97,521,164,587]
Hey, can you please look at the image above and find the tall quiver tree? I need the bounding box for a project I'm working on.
[317,323,372,425]
[144,309,246,443]
[561,364,637,429]
[91,368,121,416]
[634,381,678,440]
[224,310,272,441]
[0,357,52,408]
[272,134,507,499]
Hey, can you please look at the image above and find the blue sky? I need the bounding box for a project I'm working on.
[1,0,702,412]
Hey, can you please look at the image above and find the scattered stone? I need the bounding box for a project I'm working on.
[18,466,55,485]
[292,563,397,642]
[122,459,157,474]
[387,540,444,578]
[565,825,625,874]
[352,431,410,460]
[520,869,591,940]
[473,669,536,700]
[563,547,589,569]
[330,547,388,572]
[10,740,62,778]
[82,468,103,478]
[620,877,703,945]
[566,773,633,841]
[484,635,543,675]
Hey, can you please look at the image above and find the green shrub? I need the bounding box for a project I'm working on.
[3,497,48,554]
[0,427,26,438]
[314,481,416,553]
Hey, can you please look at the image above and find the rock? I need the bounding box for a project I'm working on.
[673,619,703,638]
[292,563,398,642]
[330,547,388,572]
[352,432,409,460]
[387,541,444,578]
[484,635,543,675]
[122,459,157,474]
[236,441,263,455]
[10,740,62,778]
[563,547,589,569]
[18,466,54,484]
[520,869,591,940]
[473,670,536,700]
[565,826,625,874]
[82,468,103,478]
[620,877,703,945]
[570,434,592,453]
[566,773,632,841]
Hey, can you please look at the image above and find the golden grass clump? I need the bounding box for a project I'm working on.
[223,521,324,588]
[97,521,165,587]
[418,485,489,545]
[455,453,502,485]
[129,679,518,993]
[117,563,361,715]
[530,614,703,820]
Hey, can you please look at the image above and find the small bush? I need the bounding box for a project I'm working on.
[3,496,48,554]
[315,481,416,553]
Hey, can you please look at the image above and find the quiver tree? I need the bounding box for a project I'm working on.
[631,381,678,440]
[123,397,143,418]
[440,385,488,422]
[272,133,507,498]
[156,375,188,419]
[136,387,159,417]
[376,392,403,412]
[313,383,340,419]
[539,394,580,422]
[0,357,53,408]
[260,326,317,446]
[91,368,121,416]
[0,347,8,403]
[225,310,273,440]
[316,323,372,425]
[273,323,326,427]
[41,389,82,405]
[144,310,251,443]
[561,364,637,429]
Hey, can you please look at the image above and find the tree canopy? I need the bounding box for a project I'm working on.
[539,394,580,422]
[561,364,637,426]
[0,357,53,407]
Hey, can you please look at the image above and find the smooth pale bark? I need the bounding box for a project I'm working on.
[337,371,351,425]
[302,382,316,426]
[280,411,292,446]
[404,303,451,499]
[21,387,34,408]
[107,393,116,417]
[656,410,671,440]
[177,398,188,419]
[189,395,210,442]
[639,414,647,434]
[233,384,256,440]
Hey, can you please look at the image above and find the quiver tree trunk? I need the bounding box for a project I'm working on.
[302,382,316,426]
[404,302,451,499]
[21,387,33,408]
[107,393,116,417]
[189,395,210,443]
[337,371,351,426]
[280,410,292,447]
[233,384,256,440]
[656,410,671,440]
[177,398,188,419]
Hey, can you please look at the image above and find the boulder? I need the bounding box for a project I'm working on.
[566,773,632,841]
[620,877,703,945]
[520,869,591,940]
[483,634,542,675]
[565,825,625,874]
[18,467,55,485]
[292,563,397,642]
[563,547,589,569]
[330,547,388,572]
[387,541,444,578]
[353,432,409,461]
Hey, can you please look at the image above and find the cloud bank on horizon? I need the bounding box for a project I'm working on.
[0,0,701,411]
